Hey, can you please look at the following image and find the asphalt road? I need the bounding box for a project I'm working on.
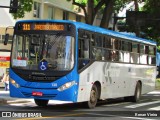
[0,90,160,120]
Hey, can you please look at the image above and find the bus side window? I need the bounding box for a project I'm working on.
[78,30,90,70]
[102,49,112,61]
[78,38,89,59]
[140,44,148,64]
[148,46,156,65]
[131,43,139,64]
[91,34,102,60]
[91,34,95,59]
[92,47,102,60]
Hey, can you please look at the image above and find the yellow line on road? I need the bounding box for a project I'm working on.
[14,112,85,120]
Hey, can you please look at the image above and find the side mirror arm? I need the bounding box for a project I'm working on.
[4,26,14,45]
[4,34,9,45]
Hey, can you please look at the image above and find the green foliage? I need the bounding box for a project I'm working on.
[114,0,131,12]
[141,0,160,44]
[157,46,160,52]
[12,0,33,19]
[76,0,87,6]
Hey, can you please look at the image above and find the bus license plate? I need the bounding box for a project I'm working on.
[32,91,43,96]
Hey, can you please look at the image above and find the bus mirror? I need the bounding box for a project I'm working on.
[4,34,9,45]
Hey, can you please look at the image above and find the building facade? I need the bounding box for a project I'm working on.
[19,0,85,21]
[0,0,85,85]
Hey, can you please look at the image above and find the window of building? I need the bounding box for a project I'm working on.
[0,35,2,43]
[48,7,54,19]
[76,15,81,22]
[63,11,68,20]
[33,2,41,18]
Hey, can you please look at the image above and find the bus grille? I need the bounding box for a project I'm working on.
[21,74,61,82]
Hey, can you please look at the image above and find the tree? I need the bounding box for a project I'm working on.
[67,0,136,29]
[12,0,33,19]
[142,0,160,45]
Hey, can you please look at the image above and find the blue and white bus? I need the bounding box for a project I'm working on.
[6,20,156,108]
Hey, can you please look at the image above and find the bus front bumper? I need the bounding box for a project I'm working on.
[9,83,77,102]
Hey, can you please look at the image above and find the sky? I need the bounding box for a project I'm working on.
[0,0,16,27]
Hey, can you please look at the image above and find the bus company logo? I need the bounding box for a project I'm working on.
[2,112,11,117]
[32,72,45,76]
[103,63,112,84]
[103,63,120,84]
[1,112,42,118]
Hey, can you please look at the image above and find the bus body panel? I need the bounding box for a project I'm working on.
[9,68,79,102]
[8,20,157,106]
[77,62,156,102]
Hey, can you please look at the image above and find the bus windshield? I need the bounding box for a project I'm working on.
[11,34,74,71]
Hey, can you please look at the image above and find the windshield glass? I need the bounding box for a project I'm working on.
[11,34,74,71]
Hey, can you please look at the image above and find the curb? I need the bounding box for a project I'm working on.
[7,99,32,104]
[0,99,7,104]
[0,98,32,105]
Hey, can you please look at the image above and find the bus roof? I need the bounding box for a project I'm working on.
[16,20,156,46]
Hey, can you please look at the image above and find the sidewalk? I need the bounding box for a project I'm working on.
[0,89,71,105]
[0,89,32,105]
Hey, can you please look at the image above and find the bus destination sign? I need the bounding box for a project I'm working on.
[18,23,65,31]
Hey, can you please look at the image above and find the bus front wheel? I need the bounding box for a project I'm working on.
[85,84,98,109]
[34,99,49,107]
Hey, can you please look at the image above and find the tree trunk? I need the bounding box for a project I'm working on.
[86,0,95,24]
[100,0,114,29]
[134,0,140,36]
[134,0,139,11]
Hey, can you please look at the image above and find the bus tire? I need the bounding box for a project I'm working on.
[132,82,141,102]
[85,84,98,109]
[34,99,49,107]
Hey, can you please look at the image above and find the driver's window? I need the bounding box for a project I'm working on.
[17,36,23,59]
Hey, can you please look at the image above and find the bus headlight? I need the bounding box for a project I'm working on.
[58,81,75,91]
[10,79,20,88]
